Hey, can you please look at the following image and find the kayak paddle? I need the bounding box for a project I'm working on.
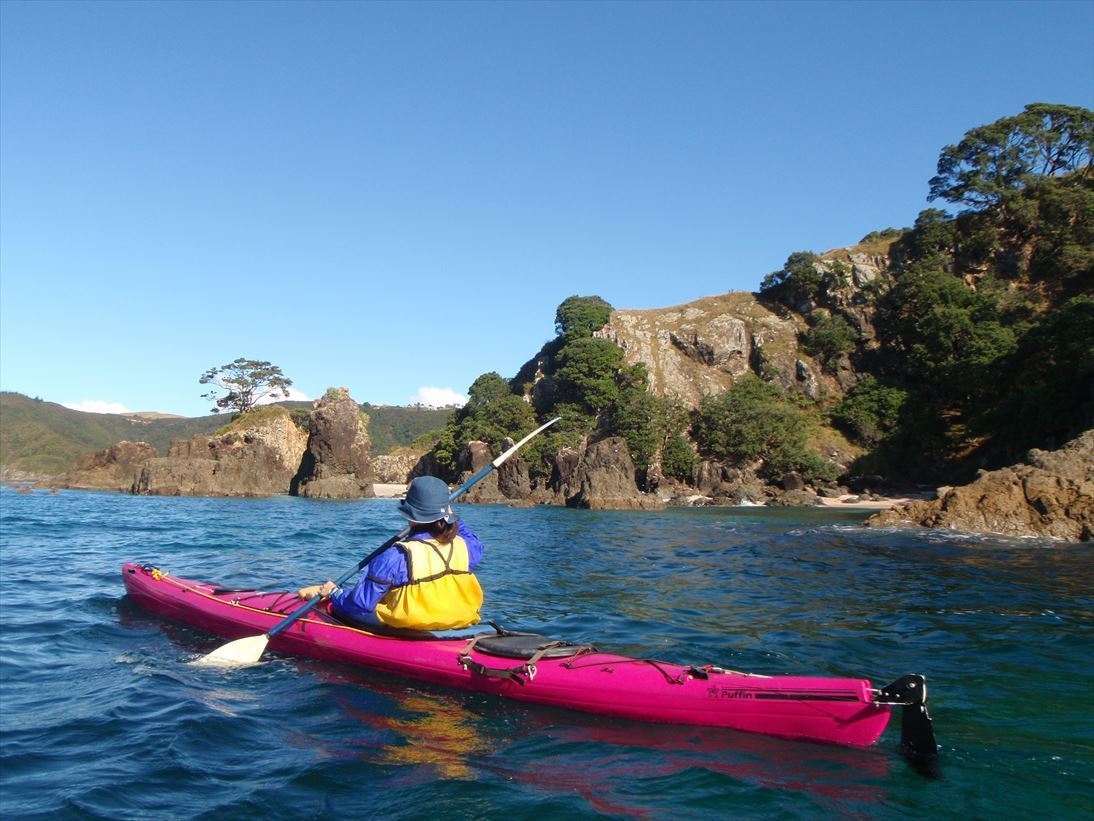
[195,416,560,665]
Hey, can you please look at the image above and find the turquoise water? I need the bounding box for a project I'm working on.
[1,487,1091,819]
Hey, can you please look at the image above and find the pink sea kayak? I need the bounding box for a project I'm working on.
[121,562,936,753]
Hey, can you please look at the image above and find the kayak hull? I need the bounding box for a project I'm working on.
[122,563,893,748]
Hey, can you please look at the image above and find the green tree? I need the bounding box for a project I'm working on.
[884,269,1018,396]
[694,375,835,482]
[554,295,614,343]
[199,358,294,415]
[801,314,859,371]
[985,295,1094,454]
[832,376,908,448]
[759,251,821,306]
[929,103,1093,211]
[464,372,512,409]
[553,337,624,411]
[429,372,537,479]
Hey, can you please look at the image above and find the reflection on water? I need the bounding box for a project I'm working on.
[302,662,892,818]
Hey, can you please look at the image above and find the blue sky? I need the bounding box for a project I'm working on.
[1,0,1091,417]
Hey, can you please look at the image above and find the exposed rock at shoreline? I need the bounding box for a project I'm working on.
[866,430,1094,541]
[372,448,426,484]
[134,408,309,497]
[292,391,375,499]
[460,441,506,503]
[567,437,665,510]
[61,441,159,492]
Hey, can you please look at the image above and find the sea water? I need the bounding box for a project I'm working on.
[1,487,1091,819]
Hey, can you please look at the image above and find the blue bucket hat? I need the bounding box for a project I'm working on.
[397,476,455,524]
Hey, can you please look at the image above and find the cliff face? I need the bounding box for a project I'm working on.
[292,392,376,499]
[596,291,838,406]
[133,407,309,497]
[61,441,159,491]
[63,396,378,499]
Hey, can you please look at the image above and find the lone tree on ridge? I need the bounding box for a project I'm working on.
[200,358,294,415]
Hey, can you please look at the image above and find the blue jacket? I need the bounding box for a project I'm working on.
[329,520,484,624]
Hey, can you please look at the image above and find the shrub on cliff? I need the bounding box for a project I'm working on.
[555,295,614,343]
[694,375,837,483]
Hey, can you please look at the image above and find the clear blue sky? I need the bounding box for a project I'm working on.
[2,0,1091,417]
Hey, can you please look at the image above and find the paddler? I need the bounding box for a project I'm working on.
[297,475,485,631]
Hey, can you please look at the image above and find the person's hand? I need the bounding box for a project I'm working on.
[297,581,336,600]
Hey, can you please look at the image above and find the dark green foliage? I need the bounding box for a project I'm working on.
[1016,175,1094,289]
[693,376,836,483]
[521,403,596,479]
[465,372,512,408]
[878,268,1018,403]
[604,383,662,473]
[553,337,624,412]
[929,102,1093,210]
[759,251,822,305]
[983,296,1094,454]
[860,227,906,243]
[902,208,957,267]
[801,314,859,371]
[554,295,614,343]
[199,358,293,415]
[661,431,698,482]
[832,376,907,448]
[428,372,537,480]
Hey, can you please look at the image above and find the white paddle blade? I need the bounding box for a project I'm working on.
[193,634,268,666]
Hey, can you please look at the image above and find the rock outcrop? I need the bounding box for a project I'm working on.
[372,448,427,484]
[867,430,1094,541]
[133,407,309,497]
[460,441,506,504]
[596,292,836,408]
[61,441,158,491]
[567,437,665,510]
[292,391,376,499]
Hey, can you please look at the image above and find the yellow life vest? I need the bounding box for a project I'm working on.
[372,535,483,630]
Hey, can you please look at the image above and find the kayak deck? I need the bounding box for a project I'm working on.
[122,563,935,752]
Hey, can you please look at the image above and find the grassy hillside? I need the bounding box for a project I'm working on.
[362,403,453,454]
[0,392,452,478]
[0,393,225,476]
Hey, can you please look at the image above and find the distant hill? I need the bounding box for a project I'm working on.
[0,393,225,476]
[0,392,453,479]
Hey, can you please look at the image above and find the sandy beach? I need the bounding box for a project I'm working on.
[817,495,919,510]
[373,483,407,498]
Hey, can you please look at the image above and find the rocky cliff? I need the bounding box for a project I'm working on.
[61,441,159,492]
[133,406,309,497]
[292,390,376,499]
[62,394,378,499]
[595,292,837,405]
[866,430,1094,541]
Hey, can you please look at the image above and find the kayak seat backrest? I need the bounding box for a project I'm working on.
[471,633,592,660]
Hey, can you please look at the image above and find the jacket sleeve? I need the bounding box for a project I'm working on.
[329,546,408,620]
[456,520,484,570]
